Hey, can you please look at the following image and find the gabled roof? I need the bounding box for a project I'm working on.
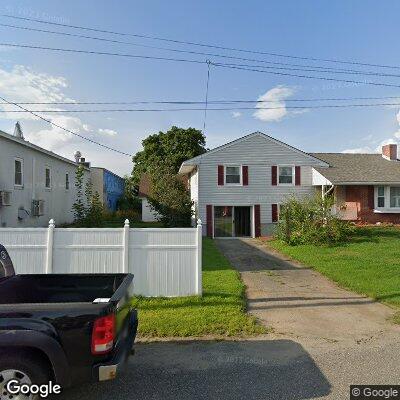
[311,153,400,184]
[0,129,88,169]
[179,131,328,174]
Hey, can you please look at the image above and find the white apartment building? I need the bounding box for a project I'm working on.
[0,123,90,227]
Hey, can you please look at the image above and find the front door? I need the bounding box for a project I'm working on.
[214,206,233,237]
[234,206,251,237]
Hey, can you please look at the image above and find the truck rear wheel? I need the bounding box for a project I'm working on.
[0,350,50,400]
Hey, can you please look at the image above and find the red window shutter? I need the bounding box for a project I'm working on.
[295,166,301,186]
[254,205,261,237]
[217,165,224,186]
[367,186,374,209]
[206,205,213,237]
[242,166,248,186]
[271,165,277,186]
[272,204,278,222]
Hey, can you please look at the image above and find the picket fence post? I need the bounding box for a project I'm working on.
[45,219,55,274]
[122,219,130,273]
[196,219,203,296]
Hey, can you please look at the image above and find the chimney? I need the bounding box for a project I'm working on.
[14,121,24,139]
[79,156,90,168]
[382,144,398,161]
[74,150,82,163]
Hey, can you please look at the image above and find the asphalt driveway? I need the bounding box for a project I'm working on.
[215,238,400,346]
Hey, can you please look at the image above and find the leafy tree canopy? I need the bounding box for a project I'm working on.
[131,126,206,188]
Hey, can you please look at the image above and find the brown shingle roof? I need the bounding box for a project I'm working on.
[310,153,400,184]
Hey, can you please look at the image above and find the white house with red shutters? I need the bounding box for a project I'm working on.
[179,132,329,237]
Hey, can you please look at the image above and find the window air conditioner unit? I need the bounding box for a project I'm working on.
[0,191,11,206]
[32,199,45,216]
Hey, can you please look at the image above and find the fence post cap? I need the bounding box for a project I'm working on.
[197,219,202,226]
[124,219,130,227]
[49,219,55,227]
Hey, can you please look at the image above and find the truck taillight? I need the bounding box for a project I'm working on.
[91,314,116,355]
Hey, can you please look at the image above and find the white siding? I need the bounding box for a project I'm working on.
[193,133,327,234]
[141,197,159,222]
[189,168,199,225]
[312,168,332,186]
[0,134,90,227]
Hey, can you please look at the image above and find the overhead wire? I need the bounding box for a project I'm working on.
[0,21,399,78]
[1,42,400,89]
[2,13,400,70]
[0,95,132,156]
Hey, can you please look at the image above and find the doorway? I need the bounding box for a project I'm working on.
[213,206,252,237]
[234,206,251,237]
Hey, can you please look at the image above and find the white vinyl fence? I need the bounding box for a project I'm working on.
[0,219,202,297]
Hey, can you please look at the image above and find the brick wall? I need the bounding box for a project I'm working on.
[342,185,400,223]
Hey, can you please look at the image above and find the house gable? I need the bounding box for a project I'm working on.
[180,132,328,172]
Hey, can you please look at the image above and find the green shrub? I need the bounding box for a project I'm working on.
[147,167,193,227]
[103,209,141,224]
[276,195,354,245]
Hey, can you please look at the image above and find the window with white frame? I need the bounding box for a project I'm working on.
[278,166,294,185]
[14,158,23,187]
[390,187,400,208]
[45,167,51,189]
[377,186,385,208]
[375,186,400,210]
[225,166,241,185]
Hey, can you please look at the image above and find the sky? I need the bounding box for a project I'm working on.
[1,1,400,176]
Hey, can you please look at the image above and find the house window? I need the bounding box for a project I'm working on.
[65,173,69,190]
[45,167,51,189]
[225,166,241,185]
[390,187,400,208]
[278,166,294,185]
[377,186,385,207]
[14,158,23,187]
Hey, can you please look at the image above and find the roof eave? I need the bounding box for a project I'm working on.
[178,163,196,174]
[0,129,88,170]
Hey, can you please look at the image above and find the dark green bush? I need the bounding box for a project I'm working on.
[276,195,354,245]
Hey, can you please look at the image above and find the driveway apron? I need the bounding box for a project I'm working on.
[215,238,400,346]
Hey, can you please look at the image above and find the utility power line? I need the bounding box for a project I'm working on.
[212,63,400,89]
[2,13,400,70]
[3,102,400,113]
[0,95,132,156]
[1,22,399,78]
[2,42,400,89]
[0,42,206,65]
[1,96,399,105]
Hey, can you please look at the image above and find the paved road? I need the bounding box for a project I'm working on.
[58,339,400,400]
[57,239,400,399]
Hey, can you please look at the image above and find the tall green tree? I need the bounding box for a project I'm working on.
[132,126,206,188]
[147,166,193,227]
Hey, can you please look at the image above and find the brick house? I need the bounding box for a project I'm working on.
[312,144,400,224]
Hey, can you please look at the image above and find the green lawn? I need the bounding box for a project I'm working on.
[268,227,400,309]
[131,238,266,338]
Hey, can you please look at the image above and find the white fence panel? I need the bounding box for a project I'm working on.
[53,228,124,274]
[0,228,47,274]
[129,228,198,296]
[0,220,202,297]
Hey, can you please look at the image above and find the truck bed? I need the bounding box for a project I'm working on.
[0,273,128,304]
